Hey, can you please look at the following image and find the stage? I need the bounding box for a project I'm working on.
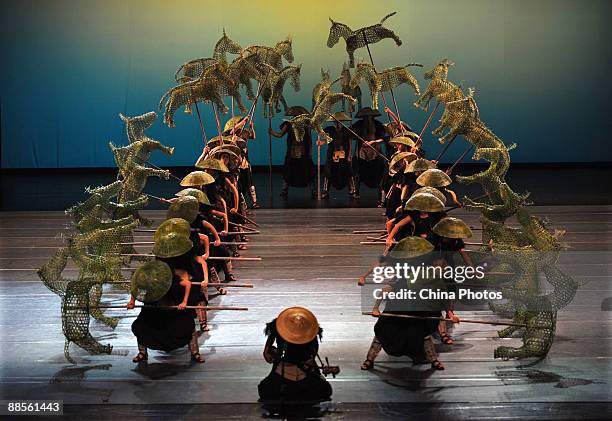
[0,206,610,419]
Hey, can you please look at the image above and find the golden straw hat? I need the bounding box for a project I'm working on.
[275,306,319,345]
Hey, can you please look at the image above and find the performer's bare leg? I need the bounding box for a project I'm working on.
[423,335,444,370]
[361,336,382,370]
[189,330,205,363]
[133,341,148,363]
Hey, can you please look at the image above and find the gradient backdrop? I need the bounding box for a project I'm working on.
[1,0,611,168]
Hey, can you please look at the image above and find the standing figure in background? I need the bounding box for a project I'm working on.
[350,107,388,205]
[223,116,260,209]
[322,112,355,198]
[269,106,315,198]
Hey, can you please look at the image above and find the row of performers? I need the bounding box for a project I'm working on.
[269,106,426,205]
[126,116,264,363]
[359,165,476,371]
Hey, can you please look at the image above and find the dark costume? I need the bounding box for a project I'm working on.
[131,254,196,352]
[322,125,353,193]
[350,116,388,204]
[258,319,332,403]
[280,121,315,190]
[393,210,447,242]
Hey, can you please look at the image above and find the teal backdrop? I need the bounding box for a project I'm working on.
[1,0,611,168]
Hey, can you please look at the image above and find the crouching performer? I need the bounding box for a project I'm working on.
[258,307,336,403]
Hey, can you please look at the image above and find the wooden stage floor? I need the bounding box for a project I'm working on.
[0,206,610,419]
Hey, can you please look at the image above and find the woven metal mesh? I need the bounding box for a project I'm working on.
[351,63,421,109]
[62,279,113,364]
[291,90,356,143]
[415,59,580,362]
[327,13,402,67]
[262,65,302,117]
[340,63,362,112]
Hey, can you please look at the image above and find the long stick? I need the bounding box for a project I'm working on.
[317,139,322,200]
[112,281,253,288]
[73,305,248,311]
[415,102,440,148]
[329,114,389,162]
[212,102,223,138]
[227,221,257,231]
[232,211,260,227]
[362,32,396,125]
[446,188,502,212]
[434,134,458,162]
[120,241,249,246]
[268,116,273,206]
[446,145,474,175]
[133,156,182,183]
[352,229,386,234]
[191,88,208,143]
[120,254,262,261]
[362,312,526,328]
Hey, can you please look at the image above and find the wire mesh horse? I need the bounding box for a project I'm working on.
[327,12,402,67]
[350,62,421,109]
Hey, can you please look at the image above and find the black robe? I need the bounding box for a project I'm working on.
[323,125,353,190]
[350,119,388,188]
[258,319,332,403]
[281,121,315,187]
[131,254,196,352]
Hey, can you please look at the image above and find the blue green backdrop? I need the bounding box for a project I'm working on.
[1,0,611,168]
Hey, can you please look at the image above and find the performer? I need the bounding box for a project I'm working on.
[350,107,388,205]
[321,112,355,198]
[128,231,205,363]
[269,106,315,198]
[258,307,333,402]
[223,116,260,209]
[362,250,457,371]
[431,216,475,345]
[386,192,447,247]
[384,148,416,220]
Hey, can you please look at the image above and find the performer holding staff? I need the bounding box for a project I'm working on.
[321,112,355,198]
[128,230,206,363]
[350,107,388,205]
[269,106,316,198]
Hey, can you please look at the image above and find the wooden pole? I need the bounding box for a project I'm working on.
[362,32,397,125]
[329,114,389,162]
[120,254,262,261]
[268,116,274,206]
[362,311,526,328]
[72,305,248,311]
[434,134,458,162]
[317,138,322,200]
[190,86,208,144]
[415,102,440,148]
[446,145,474,175]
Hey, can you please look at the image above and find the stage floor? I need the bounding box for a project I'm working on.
[0,206,611,419]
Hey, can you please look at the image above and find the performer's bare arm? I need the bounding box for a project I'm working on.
[400,185,410,201]
[176,269,191,310]
[127,295,136,309]
[371,285,392,316]
[194,255,209,287]
[219,198,229,234]
[225,178,240,213]
[200,220,221,246]
[445,188,462,207]
[269,125,287,138]
[387,216,412,248]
